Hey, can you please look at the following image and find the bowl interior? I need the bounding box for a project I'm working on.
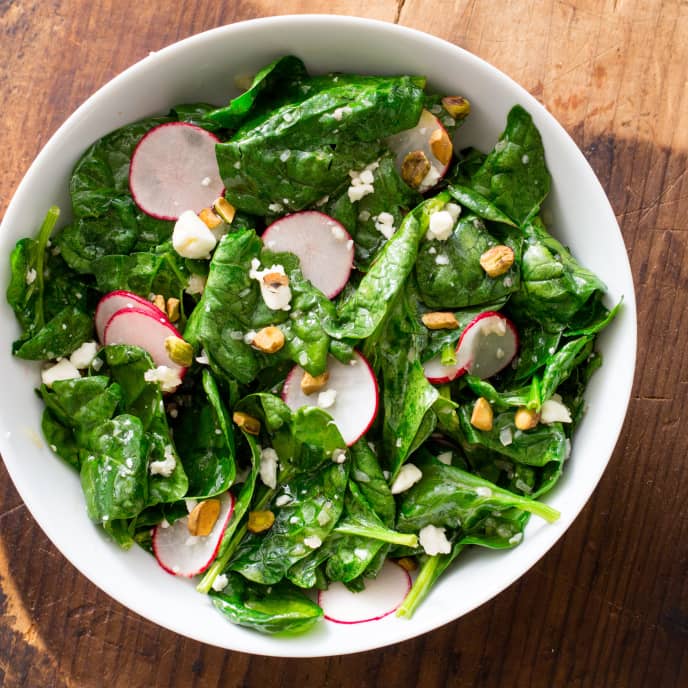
[0,15,636,657]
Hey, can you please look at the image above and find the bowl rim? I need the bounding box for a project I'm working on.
[0,14,637,656]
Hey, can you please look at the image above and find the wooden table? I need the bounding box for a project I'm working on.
[0,1,684,686]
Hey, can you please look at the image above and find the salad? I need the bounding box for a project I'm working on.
[6,55,619,634]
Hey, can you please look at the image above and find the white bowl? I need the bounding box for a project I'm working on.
[0,15,636,656]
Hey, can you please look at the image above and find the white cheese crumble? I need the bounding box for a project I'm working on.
[172,210,217,259]
[499,426,514,446]
[331,448,347,464]
[331,224,348,242]
[374,212,396,239]
[390,463,423,494]
[540,398,573,424]
[275,494,292,507]
[268,202,284,213]
[482,317,507,336]
[41,359,81,387]
[259,447,279,489]
[200,176,211,187]
[318,389,337,409]
[150,445,176,477]
[144,365,183,393]
[435,254,450,266]
[436,451,453,465]
[419,524,451,555]
[26,268,37,285]
[509,533,523,545]
[419,165,441,192]
[332,105,353,121]
[354,547,369,559]
[69,341,99,369]
[196,350,210,365]
[445,203,462,223]
[185,273,207,295]
[304,535,322,549]
[475,486,493,498]
[212,574,229,591]
[426,210,454,241]
[347,161,379,203]
[249,259,292,311]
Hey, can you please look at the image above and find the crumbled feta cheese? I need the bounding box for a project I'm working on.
[331,448,347,464]
[69,341,99,369]
[259,447,279,489]
[374,212,396,239]
[436,451,453,465]
[249,258,292,311]
[91,357,103,372]
[419,165,441,191]
[243,330,257,345]
[354,547,369,559]
[499,426,513,446]
[475,486,492,498]
[212,574,229,591]
[521,154,530,164]
[172,210,217,259]
[503,276,513,288]
[196,350,210,365]
[279,150,291,162]
[508,532,523,545]
[331,224,348,242]
[540,398,573,424]
[347,161,379,203]
[426,210,454,241]
[445,203,462,223]
[332,105,353,121]
[150,445,176,477]
[144,365,183,393]
[316,194,329,206]
[481,317,507,336]
[419,524,451,555]
[185,499,198,513]
[390,463,423,494]
[200,176,211,187]
[185,273,207,295]
[435,254,450,266]
[41,359,80,387]
[317,508,331,526]
[275,494,292,507]
[304,535,322,549]
[268,202,284,213]
[318,389,337,409]
[25,268,37,285]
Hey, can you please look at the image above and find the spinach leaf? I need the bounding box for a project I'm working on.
[13,306,93,360]
[349,441,395,527]
[415,213,520,309]
[396,458,559,533]
[509,218,606,331]
[447,185,518,227]
[216,74,426,214]
[457,406,568,468]
[79,414,149,523]
[104,345,188,505]
[211,573,322,635]
[470,105,551,225]
[205,56,309,129]
[173,369,236,498]
[229,461,348,585]
[326,194,448,341]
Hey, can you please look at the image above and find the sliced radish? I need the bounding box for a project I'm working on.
[95,290,168,343]
[103,306,187,375]
[152,492,235,577]
[455,311,518,379]
[386,109,452,192]
[129,122,224,221]
[423,312,518,384]
[261,211,354,298]
[281,351,378,446]
[422,355,461,384]
[318,560,411,624]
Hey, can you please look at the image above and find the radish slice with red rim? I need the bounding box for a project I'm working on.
[455,311,518,379]
[95,290,167,343]
[129,122,224,221]
[422,355,461,384]
[386,109,452,192]
[261,211,354,298]
[318,560,411,624]
[281,351,378,446]
[103,306,187,376]
[152,492,235,577]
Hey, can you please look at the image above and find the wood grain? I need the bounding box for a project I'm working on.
[1,1,687,686]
